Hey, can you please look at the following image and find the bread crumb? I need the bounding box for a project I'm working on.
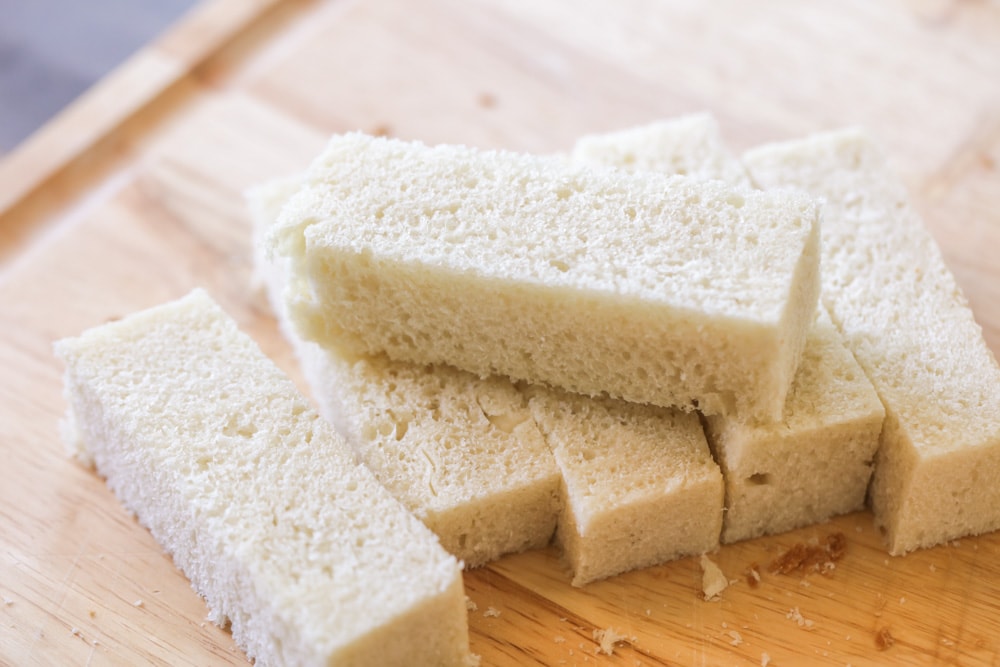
[930,564,937,572]
[728,630,743,646]
[483,607,501,618]
[875,626,894,651]
[770,533,845,575]
[371,124,392,137]
[700,554,729,600]
[92,639,100,647]
[465,597,478,612]
[761,652,771,666]
[745,564,761,588]
[71,627,81,636]
[478,93,498,108]
[88,609,96,619]
[554,636,565,644]
[645,609,651,616]
[593,627,628,655]
[899,597,906,605]
[2,596,12,607]
[940,638,955,647]
[133,599,143,608]
[786,607,815,629]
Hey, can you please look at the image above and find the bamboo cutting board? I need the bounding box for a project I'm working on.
[2,0,1000,664]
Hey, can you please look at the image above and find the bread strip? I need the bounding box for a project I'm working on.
[267,133,821,422]
[55,290,473,666]
[251,180,561,568]
[744,128,1000,554]
[528,390,722,586]
[580,116,884,543]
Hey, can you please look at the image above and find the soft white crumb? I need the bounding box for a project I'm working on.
[2,596,12,607]
[728,630,743,646]
[761,652,771,666]
[465,597,478,612]
[930,564,938,572]
[593,628,628,656]
[700,554,729,601]
[483,607,501,618]
[899,597,906,605]
[722,621,728,629]
[554,636,565,644]
[92,639,100,647]
[71,627,81,636]
[133,599,143,608]
[645,609,651,616]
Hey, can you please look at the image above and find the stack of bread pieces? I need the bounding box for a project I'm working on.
[56,113,1000,666]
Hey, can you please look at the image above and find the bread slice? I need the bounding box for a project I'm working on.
[266,132,821,422]
[527,389,723,586]
[250,180,561,568]
[744,128,1000,554]
[704,308,884,542]
[577,116,885,543]
[573,112,751,187]
[54,289,473,666]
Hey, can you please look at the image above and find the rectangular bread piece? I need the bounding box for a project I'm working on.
[250,180,562,568]
[744,129,1000,554]
[54,289,473,667]
[578,115,884,543]
[528,390,723,586]
[572,112,752,187]
[266,132,822,422]
[704,308,884,542]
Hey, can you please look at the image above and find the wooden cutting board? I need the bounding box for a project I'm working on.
[2,0,999,664]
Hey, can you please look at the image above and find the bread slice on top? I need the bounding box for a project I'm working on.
[581,115,884,543]
[266,132,821,422]
[744,128,1000,554]
[250,180,561,569]
[55,289,473,667]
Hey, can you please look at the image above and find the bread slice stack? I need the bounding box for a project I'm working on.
[250,150,728,586]
[56,112,1000,665]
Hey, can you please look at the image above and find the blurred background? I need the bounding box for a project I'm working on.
[0,0,197,153]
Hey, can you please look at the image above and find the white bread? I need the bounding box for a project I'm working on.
[704,308,884,542]
[744,129,1000,554]
[579,115,884,543]
[528,390,723,586]
[54,289,473,666]
[572,113,751,187]
[266,132,821,422]
[249,180,561,568]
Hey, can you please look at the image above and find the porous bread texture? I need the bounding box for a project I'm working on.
[528,390,723,587]
[744,128,1000,554]
[579,114,884,543]
[704,307,884,543]
[572,113,751,186]
[266,132,822,422]
[54,289,472,667]
[249,181,561,568]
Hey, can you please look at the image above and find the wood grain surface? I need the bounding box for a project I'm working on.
[2,0,999,665]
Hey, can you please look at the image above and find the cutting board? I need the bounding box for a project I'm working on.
[2,0,999,664]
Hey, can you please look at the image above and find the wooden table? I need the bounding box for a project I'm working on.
[2,0,999,664]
